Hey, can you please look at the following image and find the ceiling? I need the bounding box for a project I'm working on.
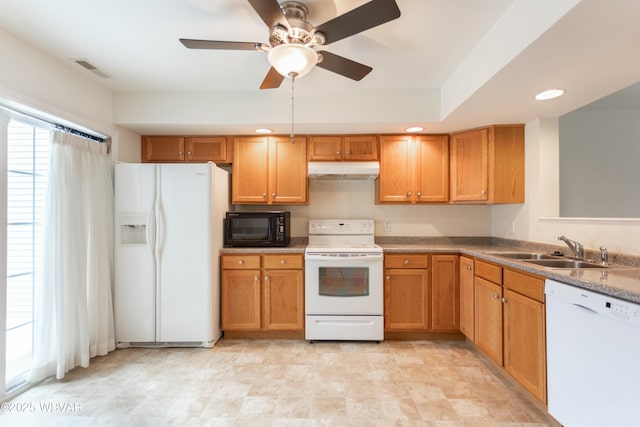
[0,0,639,135]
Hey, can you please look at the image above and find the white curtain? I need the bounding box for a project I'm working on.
[29,130,115,382]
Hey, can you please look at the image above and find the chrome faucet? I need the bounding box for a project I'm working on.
[599,246,609,265]
[557,235,585,259]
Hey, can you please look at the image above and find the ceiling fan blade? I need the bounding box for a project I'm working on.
[260,67,285,89]
[314,0,401,45]
[316,51,372,81]
[180,39,265,51]
[248,0,291,31]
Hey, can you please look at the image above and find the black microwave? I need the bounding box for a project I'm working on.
[224,211,290,247]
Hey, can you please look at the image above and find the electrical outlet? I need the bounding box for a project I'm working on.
[384,220,391,232]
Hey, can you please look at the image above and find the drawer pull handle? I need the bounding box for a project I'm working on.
[280,259,286,265]
[404,259,409,265]
[238,260,244,265]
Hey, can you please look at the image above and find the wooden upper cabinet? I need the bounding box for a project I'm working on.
[269,136,308,204]
[450,125,524,204]
[232,136,307,205]
[307,135,378,161]
[185,136,230,162]
[343,135,378,160]
[142,135,231,163]
[142,136,185,162]
[415,135,449,203]
[378,134,449,204]
[449,129,488,202]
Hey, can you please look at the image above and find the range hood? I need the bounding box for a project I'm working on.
[308,161,380,181]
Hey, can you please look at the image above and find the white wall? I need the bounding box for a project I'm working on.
[492,118,640,255]
[238,180,492,238]
[0,27,139,161]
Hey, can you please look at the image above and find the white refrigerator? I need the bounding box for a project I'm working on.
[114,162,229,348]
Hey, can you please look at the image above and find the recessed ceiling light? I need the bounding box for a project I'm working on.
[405,126,424,133]
[255,128,272,134]
[535,89,565,101]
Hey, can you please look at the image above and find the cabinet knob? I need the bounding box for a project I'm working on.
[336,151,341,155]
[386,275,390,280]
[502,297,508,303]
[254,275,258,281]
[265,275,269,281]
[262,193,267,198]
[280,259,286,265]
[272,192,276,198]
[178,151,183,155]
[481,190,487,195]
[466,265,472,271]
[187,151,192,155]
[407,192,412,197]
[493,292,499,299]
[345,151,351,155]
[238,260,244,265]
[417,192,421,197]
[404,259,409,265]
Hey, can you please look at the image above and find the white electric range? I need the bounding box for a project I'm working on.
[304,219,384,341]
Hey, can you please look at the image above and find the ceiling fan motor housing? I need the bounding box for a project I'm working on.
[269,1,317,46]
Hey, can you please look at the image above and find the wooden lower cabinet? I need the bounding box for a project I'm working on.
[503,269,547,404]
[472,260,547,404]
[384,254,460,333]
[384,254,430,330]
[474,276,503,365]
[459,256,474,340]
[221,254,303,332]
[431,255,459,331]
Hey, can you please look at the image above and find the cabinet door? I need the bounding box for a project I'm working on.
[185,136,228,162]
[459,256,474,340]
[343,135,378,161]
[415,135,449,203]
[450,129,489,202]
[269,136,307,204]
[232,136,270,204]
[221,269,261,330]
[431,255,459,331]
[474,276,502,364]
[384,268,430,330]
[307,136,342,161]
[263,269,304,330]
[503,289,547,403]
[378,135,413,203]
[142,136,185,162]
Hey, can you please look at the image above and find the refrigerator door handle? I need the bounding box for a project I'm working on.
[145,208,156,254]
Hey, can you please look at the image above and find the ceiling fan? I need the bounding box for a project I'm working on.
[179,0,401,89]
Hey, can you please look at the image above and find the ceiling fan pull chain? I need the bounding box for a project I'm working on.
[290,71,297,143]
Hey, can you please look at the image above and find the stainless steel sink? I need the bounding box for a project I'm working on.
[523,259,609,269]
[484,251,558,260]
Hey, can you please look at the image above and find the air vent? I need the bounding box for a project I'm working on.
[72,59,110,78]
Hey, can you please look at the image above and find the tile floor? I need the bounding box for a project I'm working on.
[2,339,555,426]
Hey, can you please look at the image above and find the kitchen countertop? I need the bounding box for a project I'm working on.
[221,239,640,304]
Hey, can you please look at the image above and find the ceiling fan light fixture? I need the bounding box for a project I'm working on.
[268,44,318,78]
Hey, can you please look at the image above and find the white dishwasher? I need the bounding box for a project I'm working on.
[545,279,640,427]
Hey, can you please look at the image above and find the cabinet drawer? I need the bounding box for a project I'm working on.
[475,260,502,284]
[222,255,261,269]
[503,269,544,302]
[263,254,303,269]
[385,254,429,269]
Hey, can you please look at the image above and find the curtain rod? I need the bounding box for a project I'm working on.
[0,102,109,144]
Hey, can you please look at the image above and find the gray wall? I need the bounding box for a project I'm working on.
[559,109,640,218]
